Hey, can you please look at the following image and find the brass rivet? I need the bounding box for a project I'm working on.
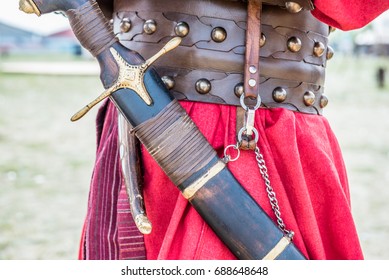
[287,37,302,52]
[313,41,325,57]
[248,79,257,87]
[320,95,329,108]
[260,33,266,47]
[120,18,131,33]
[285,2,303,13]
[303,91,316,106]
[234,83,244,98]
[272,87,287,103]
[211,27,227,43]
[143,19,157,34]
[175,22,190,37]
[326,46,334,60]
[195,79,212,94]
[161,76,175,90]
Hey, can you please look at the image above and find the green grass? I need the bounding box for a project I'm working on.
[324,55,389,260]
[0,71,100,259]
[1,53,91,62]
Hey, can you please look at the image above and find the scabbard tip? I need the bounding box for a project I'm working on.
[135,214,152,235]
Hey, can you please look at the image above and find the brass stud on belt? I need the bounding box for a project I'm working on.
[143,19,157,34]
[313,41,325,57]
[287,37,302,52]
[272,87,287,103]
[120,18,132,33]
[285,2,303,13]
[320,95,329,108]
[234,83,244,98]
[303,91,316,106]
[326,46,335,60]
[161,76,175,90]
[211,27,227,43]
[195,79,212,94]
[260,33,266,47]
[175,22,190,37]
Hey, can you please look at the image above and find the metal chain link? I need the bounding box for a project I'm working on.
[234,94,294,238]
[254,145,293,237]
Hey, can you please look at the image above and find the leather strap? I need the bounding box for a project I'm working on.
[67,0,118,57]
[239,0,262,150]
[244,0,262,104]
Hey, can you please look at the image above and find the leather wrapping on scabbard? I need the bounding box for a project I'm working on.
[132,99,216,188]
[67,0,118,57]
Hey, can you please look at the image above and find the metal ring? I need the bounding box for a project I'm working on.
[238,127,259,144]
[240,94,261,111]
[224,144,241,162]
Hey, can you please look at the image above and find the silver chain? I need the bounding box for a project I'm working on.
[225,94,294,238]
[254,145,293,237]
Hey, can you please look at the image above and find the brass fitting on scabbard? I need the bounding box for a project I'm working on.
[135,214,152,235]
[19,0,41,16]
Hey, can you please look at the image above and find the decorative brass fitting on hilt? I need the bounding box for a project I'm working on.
[71,37,182,121]
[19,0,41,16]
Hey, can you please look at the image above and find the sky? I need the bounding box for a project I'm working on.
[0,1,70,35]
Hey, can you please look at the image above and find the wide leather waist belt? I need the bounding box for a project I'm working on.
[112,0,333,115]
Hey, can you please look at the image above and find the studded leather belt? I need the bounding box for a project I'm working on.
[112,0,334,115]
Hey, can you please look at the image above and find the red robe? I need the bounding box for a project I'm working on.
[79,1,389,260]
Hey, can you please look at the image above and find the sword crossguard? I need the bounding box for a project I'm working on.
[71,37,182,121]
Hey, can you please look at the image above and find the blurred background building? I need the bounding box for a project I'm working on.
[0,21,81,56]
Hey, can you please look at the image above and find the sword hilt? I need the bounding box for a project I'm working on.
[71,37,181,121]
[20,0,181,121]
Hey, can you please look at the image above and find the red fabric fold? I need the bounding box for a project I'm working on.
[79,101,363,260]
[312,0,389,31]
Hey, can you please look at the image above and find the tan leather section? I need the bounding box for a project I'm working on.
[113,0,329,114]
[68,0,118,57]
[244,0,261,101]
